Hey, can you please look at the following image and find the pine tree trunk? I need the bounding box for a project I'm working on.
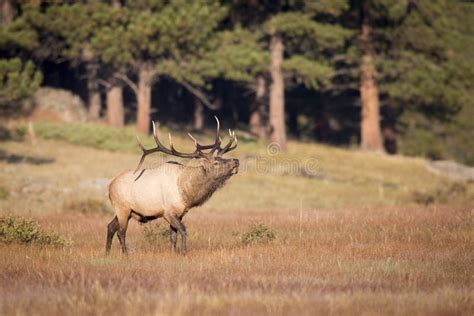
[85,63,101,121]
[106,84,124,127]
[359,12,383,151]
[269,34,287,151]
[136,64,153,134]
[193,99,204,131]
[360,54,382,151]
[104,0,123,127]
[250,75,266,138]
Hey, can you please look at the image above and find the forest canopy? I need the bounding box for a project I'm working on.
[1,0,473,165]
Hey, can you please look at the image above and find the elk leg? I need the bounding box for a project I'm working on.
[167,215,187,255]
[117,228,128,255]
[170,225,178,252]
[105,216,119,254]
[117,212,131,255]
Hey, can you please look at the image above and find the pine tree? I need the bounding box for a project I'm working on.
[0,1,42,113]
[89,1,229,134]
[193,25,268,128]
[357,1,383,151]
[22,2,113,120]
[96,1,125,128]
[228,0,351,150]
[346,0,474,157]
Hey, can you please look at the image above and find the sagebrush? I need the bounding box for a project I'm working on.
[241,223,276,245]
[0,215,71,247]
[143,223,170,244]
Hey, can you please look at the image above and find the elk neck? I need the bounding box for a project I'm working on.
[178,165,227,209]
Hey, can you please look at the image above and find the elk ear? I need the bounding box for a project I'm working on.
[199,159,210,171]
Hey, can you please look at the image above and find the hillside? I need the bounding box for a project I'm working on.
[1,121,472,215]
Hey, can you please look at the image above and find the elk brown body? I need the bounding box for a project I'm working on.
[106,118,238,255]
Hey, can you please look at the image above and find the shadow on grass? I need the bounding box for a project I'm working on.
[0,149,54,165]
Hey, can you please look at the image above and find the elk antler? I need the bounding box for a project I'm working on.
[217,128,238,156]
[187,116,238,157]
[134,117,238,173]
[134,122,202,173]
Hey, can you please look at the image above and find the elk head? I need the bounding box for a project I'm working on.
[134,117,239,179]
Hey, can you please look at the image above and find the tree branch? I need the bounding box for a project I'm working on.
[115,73,138,95]
[179,81,220,110]
[97,79,112,89]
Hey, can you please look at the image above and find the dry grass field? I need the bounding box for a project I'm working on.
[0,123,473,315]
[1,207,473,315]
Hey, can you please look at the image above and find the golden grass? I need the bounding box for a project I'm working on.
[0,208,472,315]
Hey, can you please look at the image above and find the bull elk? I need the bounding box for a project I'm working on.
[106,117,239,255]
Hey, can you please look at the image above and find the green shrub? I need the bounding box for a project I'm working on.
[63,198,110,215]
[0,215,71,247]
[241,223,276,245]
[143,223,170,244]
[399,129,447,160]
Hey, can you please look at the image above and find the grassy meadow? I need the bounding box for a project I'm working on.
[0,122,473,315]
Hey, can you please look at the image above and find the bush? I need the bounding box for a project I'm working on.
[0,215,71,247]
[399,129,447,160]
[143,223,170,244]
[241,223,276,245]
[63,198,110,215]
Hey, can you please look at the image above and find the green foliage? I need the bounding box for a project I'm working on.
[398,127,447,160]
[444,104,474,166]
[378,1,471,119]
[25,2,112,62]
[380,1,474,164]
[0,0,472,168]
[283,55,332,89]
[258,2,351,91]
[0,215,71,247]
[92,0,229,85]
[241,223,275,245]
[0,6,42,107]
[305,0,349,16]
[196,27,268,83]
[264,12,351,51]
[0,17,38,51]
[382,52,463,118]
[0,58,42,106]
